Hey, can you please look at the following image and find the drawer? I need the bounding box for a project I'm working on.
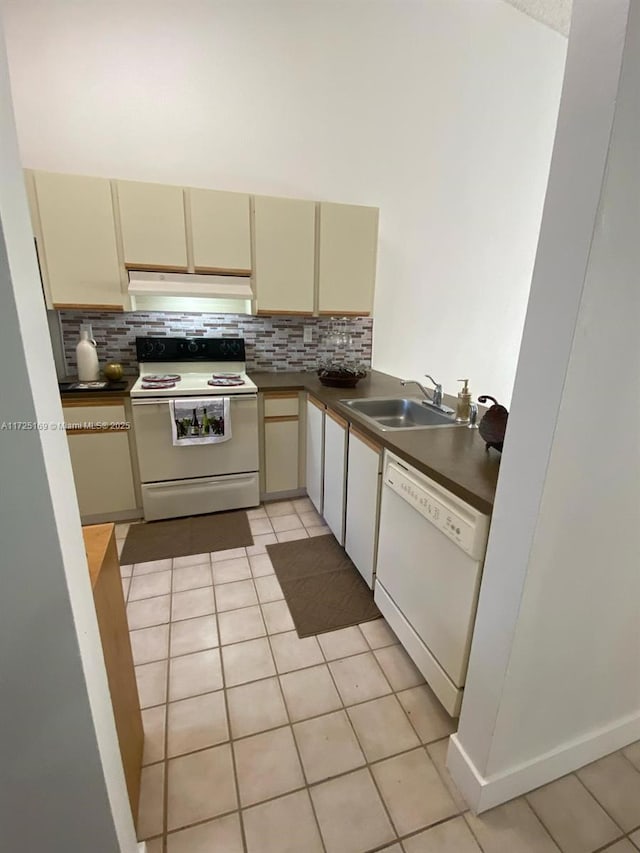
[63,403,127,428]
[264,394,299,418]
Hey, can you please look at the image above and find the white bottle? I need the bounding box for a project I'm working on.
[76,329,99,381]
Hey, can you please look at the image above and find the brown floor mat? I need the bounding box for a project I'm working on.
[119,510,252,565]
[267,534,380,637]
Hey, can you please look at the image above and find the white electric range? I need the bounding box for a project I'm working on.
[130,336,259,521]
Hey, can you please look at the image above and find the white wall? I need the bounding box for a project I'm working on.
[1,0,566,404]
[0,19,139,852]
[448,0,640,811]
[504,0,573,35]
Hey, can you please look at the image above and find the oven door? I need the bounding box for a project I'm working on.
[132,394,258,483]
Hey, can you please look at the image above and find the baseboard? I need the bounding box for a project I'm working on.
[448,709,640,813]
[81,508,143,525]
[261,488,306,502]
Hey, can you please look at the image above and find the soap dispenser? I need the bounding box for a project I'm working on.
[455,379,472,424]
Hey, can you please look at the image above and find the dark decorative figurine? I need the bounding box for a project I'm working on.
[477,395,509,453]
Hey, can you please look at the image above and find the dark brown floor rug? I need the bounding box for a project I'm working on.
[266,534,381,637]
[120,510,253,565]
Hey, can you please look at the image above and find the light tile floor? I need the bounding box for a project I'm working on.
[117,501,640,853]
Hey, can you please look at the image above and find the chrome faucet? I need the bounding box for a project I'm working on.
[401,374,453,413]
[424,374,443,407]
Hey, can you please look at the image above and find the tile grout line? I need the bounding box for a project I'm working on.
[322,628,448,755]
[147,657,640,853]
[523,752,640,852]
[214,560,250,853]
[132,505,458,849]
[508,798,562,853]
[127,513,640,853]
[134,617,398,666]
[262,623,329,853]
[254,525,326,852]
[590,838,629,853]
[461,813,489,853]
[395,813,484,852]
[139,662,441,748]
[557,770,627,844]
[316,627,406,846]
[142,718,457,773]
[137,652,438,756]
[161,556,174,852]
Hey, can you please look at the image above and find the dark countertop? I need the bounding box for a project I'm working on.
[59,376,135,401]
[250,369,500,514]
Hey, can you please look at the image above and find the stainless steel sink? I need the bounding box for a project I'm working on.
[341,397,459,431]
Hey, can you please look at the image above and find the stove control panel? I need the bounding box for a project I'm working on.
[136,337,246,362]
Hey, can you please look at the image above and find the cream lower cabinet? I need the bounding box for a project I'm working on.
[305,395,325,514]
[323,410,348,545]
[29,170,124,310]
[64,402,137,520]
[262,393,301,495]
[345,427,383,588]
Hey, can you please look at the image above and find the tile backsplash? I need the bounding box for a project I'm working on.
[58,311,373,375]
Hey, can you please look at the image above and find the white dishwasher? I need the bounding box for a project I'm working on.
[374,451,490,716]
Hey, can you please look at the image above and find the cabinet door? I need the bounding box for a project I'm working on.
[64,403,137,518]
[264,393,300,493]
[254,196,315,314]
[264,420,299,493]
[116,180,188,270]
[190,188,251,274]
[33,171,123,309]
[345,428,382,588]
[323,411,348,545]
[305,396,325,514]
[318,202,379,315]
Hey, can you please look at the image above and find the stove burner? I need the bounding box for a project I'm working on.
[211,373,243,380]
[208,378,245,387]
[144,374,181,382]
[142,379,177,389]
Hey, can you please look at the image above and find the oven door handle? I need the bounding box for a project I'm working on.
[132,394,258,406]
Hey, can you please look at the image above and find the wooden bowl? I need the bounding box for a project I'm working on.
[317,369,366,388]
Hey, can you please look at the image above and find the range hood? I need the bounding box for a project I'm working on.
[128,270,254,300]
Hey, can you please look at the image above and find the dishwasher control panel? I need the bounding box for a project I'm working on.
[384,458,489,559]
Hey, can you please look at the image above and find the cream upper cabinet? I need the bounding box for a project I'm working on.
[318,202,379,315]
[254,196,316,314]
[189,188,251,274]
[116,180,188,270]
[32,171,124,309]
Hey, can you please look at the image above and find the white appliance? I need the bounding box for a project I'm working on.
[130,336,259,521]
[375,451,490,716]
[128,270,253,300]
